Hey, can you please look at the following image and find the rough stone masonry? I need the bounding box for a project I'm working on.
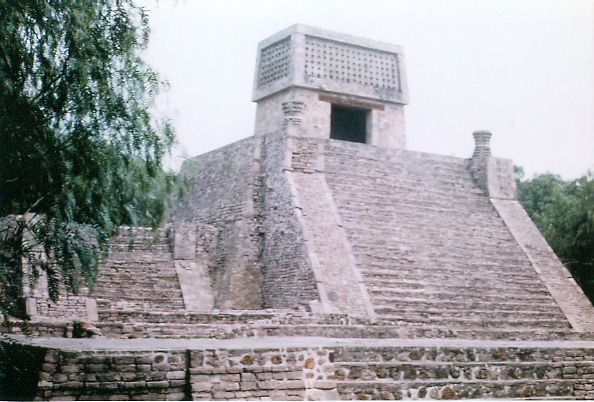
[2,24,594,401]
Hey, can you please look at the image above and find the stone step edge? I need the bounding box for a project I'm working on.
[334,378,585,386]
[371,294,556,305]
[338,361,594,367]
[367,285,552,297]
[376,313,568,323]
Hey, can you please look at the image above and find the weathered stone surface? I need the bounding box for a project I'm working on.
[3,23,594,402]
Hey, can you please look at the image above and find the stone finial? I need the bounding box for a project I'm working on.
[473,130,492,157]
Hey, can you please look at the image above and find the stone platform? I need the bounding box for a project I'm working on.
[3,335,594,400]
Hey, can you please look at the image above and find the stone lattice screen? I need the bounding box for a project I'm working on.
[303,36,401,91]
[252,24,409,104]
[257,38,291,87]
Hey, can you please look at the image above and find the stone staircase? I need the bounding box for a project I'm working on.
[331,342,594,400]
[91,227,186,312]
[323,142,571,333]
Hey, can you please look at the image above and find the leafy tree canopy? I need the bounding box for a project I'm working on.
[517,170,594,303]
[0,0,174,309]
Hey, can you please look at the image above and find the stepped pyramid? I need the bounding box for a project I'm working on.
[3,24,594,401]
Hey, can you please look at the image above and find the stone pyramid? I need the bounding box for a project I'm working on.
[3,24,594,401]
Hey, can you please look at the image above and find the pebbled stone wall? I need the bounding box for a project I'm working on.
[5,337,594,401]
[189,348,337,400]
[332,344,594,400]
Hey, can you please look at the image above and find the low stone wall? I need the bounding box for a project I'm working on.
[0,339,337,401]
[4,336,594,400]
[5,317,594,342]
[332,345,594,400]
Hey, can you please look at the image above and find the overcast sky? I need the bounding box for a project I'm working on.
[142,0,593,179]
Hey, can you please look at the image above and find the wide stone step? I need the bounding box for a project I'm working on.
[108,243,170,251]
[360,268,541,286]
[334,195,495,215]
[351,235,522,252]
[350,231,516,248]
[345,229,517,248]
[342,221,515,243]
[326,144,470,166]
[368,283,552,298]
[92,290,184,299]
[362,277,547,295]
[84,320,591,340]
[375,306,566,321]
[373,315,570,330]
[94,279,180,288]
[341,217,514,235]
[96,310,284,324]
[354,251,529,267]
[324,169,480,189]
[326,160,477,186]
[96,271,179,281]
[333,188,486,202]
[371,291,555,305]
[356,253,533,269]
[372,299,562,314]
[326,153,472,173]
[327,176,481,195]
[330,184,484,202]
[97,295,184,306]
[358,263,539,280]
[329,180,485,201]
[105,255,173,263]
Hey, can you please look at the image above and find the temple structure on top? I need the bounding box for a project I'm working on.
[253,24,408,148]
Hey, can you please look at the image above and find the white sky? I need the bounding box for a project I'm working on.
[142,0,594,179]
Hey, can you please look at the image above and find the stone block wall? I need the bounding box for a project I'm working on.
[172,138,264,309]
[252,25,408,149]
[285,136,375,317]
[172,222,218,311]
[0,214,95,321]
[33,295,95,321]
[254,87,406,149]
[33,348,188,401]
[1,339,338,401]
[259,132,319,309]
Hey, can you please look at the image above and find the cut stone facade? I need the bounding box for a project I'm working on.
[2,25,594,401]
[253,24,408,149]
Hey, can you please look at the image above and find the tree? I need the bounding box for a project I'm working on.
[0,1,174,313]
[517,171,594,304]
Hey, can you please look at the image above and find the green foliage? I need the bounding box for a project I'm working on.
[518,171,594,303]
[0,1,174,310]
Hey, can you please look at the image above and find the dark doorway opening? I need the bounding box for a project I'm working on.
[330,104,368,144]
